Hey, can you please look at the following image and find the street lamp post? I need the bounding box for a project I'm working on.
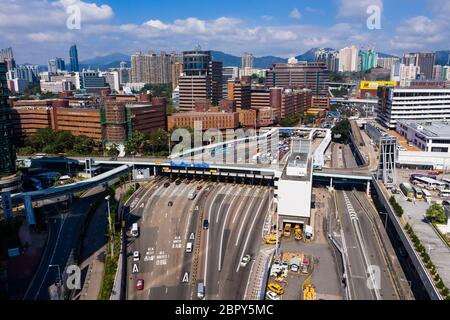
[105,195,114,256]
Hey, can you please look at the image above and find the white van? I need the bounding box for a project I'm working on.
[186,242,193,253]
[131,223,139,237]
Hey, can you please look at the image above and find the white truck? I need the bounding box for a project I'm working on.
[131,223,139,237]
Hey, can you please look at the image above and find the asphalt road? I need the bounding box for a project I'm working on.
[336,190,399,300]
[125,179,273,300]
[24,186,106,300]
[199,185,272,300]
[126,178,210,300]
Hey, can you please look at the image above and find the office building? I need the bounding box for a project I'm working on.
[359,49,378,72]
[100,70,120,93]
[131,51,173,84]
[0,47,16,72]
[222,66,239,98]
[80,69,109,94]
[397,120,450,153]
[403,52,436,80]
[69,44,79,72]
[339,46,359,72]
[178,49,223,111]
[227,77,251,109]
[167,111,239,131]
[48,58,65,74]
[377,87,450,129]
[0,62,15,177]
[14,65,39,83]
[265,61,329,96]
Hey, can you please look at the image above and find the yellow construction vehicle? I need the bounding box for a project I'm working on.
[283,223,292,238]
[294,224,302,241]
[302,276,315,300]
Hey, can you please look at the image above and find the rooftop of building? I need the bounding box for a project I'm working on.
[399,120,450,139]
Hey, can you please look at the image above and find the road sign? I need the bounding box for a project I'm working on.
[182,272,189,283]
[132,264,139,273]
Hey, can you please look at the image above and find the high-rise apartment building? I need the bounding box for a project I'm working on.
[390,62,421,87]
[403,52,436,80]
[171,53,183,90]
[69,44,79,72]
[118,61,131,85]
[242,52,254,69]
[315,48,340,72]
[433,65,444,80]
[339,46,359,72]
[178,49,223,111]
[0,47,16,72]
[0,62,15,177]
[131,51,173,84]
[265,61,329,96]
[13,65,39,83]
[377,57,399,70]
[359,49,378,72]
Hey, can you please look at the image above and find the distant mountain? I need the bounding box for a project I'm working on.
[436,51,450,66]
[80,52,130,66]
[211,51,286,69]
[295,48,334,62]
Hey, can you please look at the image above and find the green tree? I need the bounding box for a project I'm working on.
[107,143,120,160]
[426,204,447,224]
[331,118,352,143]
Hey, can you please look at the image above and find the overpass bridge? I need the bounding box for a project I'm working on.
[4,164,130,225]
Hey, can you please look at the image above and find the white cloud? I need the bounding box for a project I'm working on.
[54,0,114,22]
[337,0,383,18]
[261,15,273,22]
[289,8,302,20]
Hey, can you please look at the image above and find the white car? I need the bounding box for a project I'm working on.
[266,291,281,300]
[290,264,299,273]
[133,251,140,262]
[240,254,251,268]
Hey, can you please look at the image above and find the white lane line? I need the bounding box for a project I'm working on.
[203,185,225,288]
[235,188,261,246]
[232,187,251,225]
[34,213,68,299]
[216,187,232,224]
[236,191,269,273]
[218,186,242,272]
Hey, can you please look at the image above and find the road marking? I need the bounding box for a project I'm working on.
[232,187,251,225]
[182,272,189,283]
[132,264,139,273]
[235,188,261,246]
[204,185,225,289]
[236,191,269,273]
[218,186,242,271]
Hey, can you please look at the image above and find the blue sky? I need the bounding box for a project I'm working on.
[0,0,446,64]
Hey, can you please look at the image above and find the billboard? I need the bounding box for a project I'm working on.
[360,81,396,91]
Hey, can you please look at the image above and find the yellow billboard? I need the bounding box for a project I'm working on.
[360,81,396,90]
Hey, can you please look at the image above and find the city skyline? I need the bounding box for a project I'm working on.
[1,0,449,64]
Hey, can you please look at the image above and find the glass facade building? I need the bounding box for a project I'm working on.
[0,62,16,177]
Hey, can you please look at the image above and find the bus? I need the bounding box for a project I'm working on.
[413,187,423,200]
[422,189,432,202]
[400,182,415,199]
[439,189,450,199]
[410,173,437,183]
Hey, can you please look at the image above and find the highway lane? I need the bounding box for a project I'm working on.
[199,185,272,300]
[24,185,106,300]
[336,190,399,300]
[126,179,211,300]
